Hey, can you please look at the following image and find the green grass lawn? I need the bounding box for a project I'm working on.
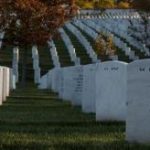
[0,84,150,150]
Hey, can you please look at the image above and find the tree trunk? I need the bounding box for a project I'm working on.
[21,47,27,87]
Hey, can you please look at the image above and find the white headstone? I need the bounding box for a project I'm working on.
[10,69,16,90]
[2,67,10,101]
[32,45,38,59]
[62,66,75,101]
[34,67,41,84]
[33,55,39,70]
[126,59,150,143]
[59,66,83,105]
[82,64,97,113]
[0,67,3,105]
[58,71,64,99]
[70,65,83,106]
[46,70,53,89]
[0,32,5,48]
[12,47,19,82]
[96,61,127,121]
[51,68,62,93]
[38,74,48,89]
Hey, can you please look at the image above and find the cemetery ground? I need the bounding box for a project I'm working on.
[0,83,150,150]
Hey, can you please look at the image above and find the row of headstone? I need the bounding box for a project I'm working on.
[82,19,139,60]
[91,19,137,58]
[75,13,140,20]
[74,20,118,60]
[68,17,148,61]
[39,65,83,105]
[65,23,99,63]
[32,45,41,84]
[39,59,150,144]
[38,67,61,90]
[47,41,61,67]
[39,61,126,119]
[127,23,150,55]
[92,18,150,57]
[73,20,98,40]
[113,36,139,60]
[0,66,16,105]
[58,28,80,65]
[76,9,140,20]
[106,20,149,56]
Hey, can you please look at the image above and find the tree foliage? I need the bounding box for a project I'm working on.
[76,0,131,9]
[0,0,77,46]
[117,1,130,9]
[95,33,116,61]
[76,0,93,9]
[95,0,115,9]
[0,0,77,85]
[132,0,150,12]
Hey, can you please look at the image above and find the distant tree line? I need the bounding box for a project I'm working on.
[76,0,150,10]
[76,0,131,9]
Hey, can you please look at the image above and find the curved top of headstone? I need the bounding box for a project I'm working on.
[62,64,83,70]
[98,61,128,66]
[63,66,77,70]
[128,59,150,67]
[83,63,97,68]
[128,59,150,73]
[0,66,10,69]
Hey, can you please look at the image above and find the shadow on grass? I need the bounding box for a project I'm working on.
[0,121,125,135]
[1,138,150,150]
[0,120,124,126]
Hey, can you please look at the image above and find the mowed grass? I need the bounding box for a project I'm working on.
[0,84,149,150]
